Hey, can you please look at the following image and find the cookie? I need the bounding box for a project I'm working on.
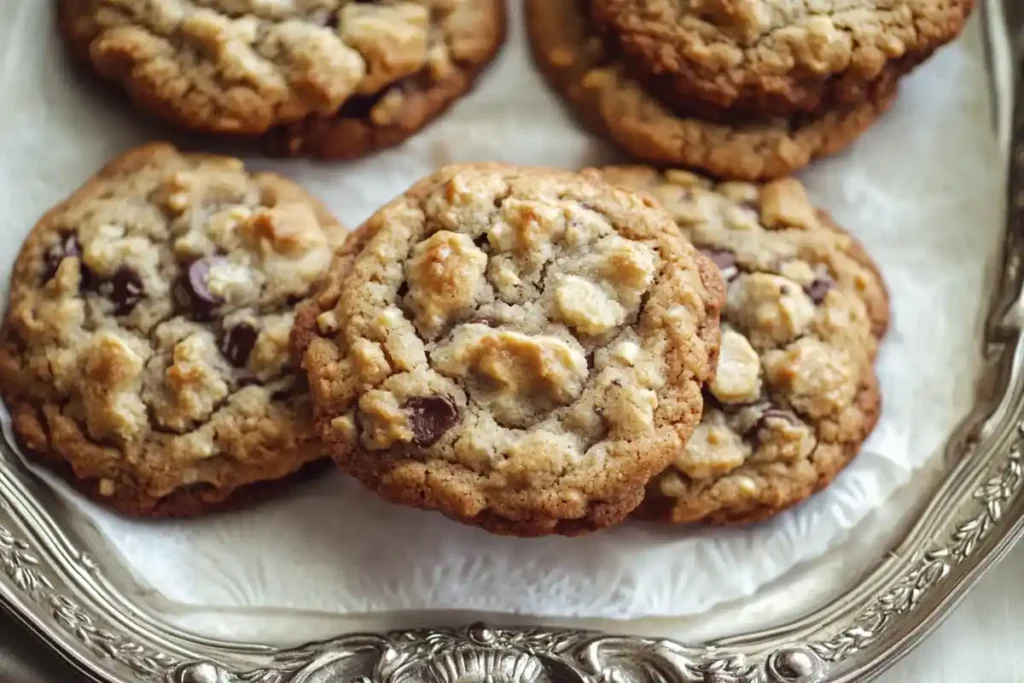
[292,163,725,536]
[526,0,898,181]
[586,165,888,524]
[0,143,345,517]
[590,0,973,117]
[265,0,507,159]
[59,0,506,149]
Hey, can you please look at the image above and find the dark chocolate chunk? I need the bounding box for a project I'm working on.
[236,375,261,389]
[404,396,459,447]
[221,323,258,368]
[700,248,739,280]
[175,256,225,320]
[805,276,834,304]
[109,267,144,315]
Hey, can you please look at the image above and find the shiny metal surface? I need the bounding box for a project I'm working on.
[0,1,1021,682]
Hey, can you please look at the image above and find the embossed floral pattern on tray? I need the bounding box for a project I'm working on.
[2,413,1024,682]
[1,0,1023,681]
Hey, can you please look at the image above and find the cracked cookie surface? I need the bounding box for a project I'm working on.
[59,0,506,143]
[590,0,974,116]
[526,0,898,181]
[292,163,725,536]
[588,165,888,524]
[0,143,345,517]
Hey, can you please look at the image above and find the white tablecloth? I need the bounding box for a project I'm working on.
[2,542,1023,681]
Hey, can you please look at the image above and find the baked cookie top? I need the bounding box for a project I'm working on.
[590,0,973,115]
[0,143,345,516]
[526,0,898,181]
[588,165,888,524]
[60,0,503,134]
[266,0,507,159]
[293,163,725,536]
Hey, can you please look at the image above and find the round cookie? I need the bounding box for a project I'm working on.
[526,0,898,181]
[292,163,725,536]
[265,0,507,159]
[0,143,345,517]
[59,0,506,147]
[590,0,974,116]
[586,165,888,524]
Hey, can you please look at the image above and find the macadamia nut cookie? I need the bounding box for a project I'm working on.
[526,0,898,181]
[0,144,345,516]
[292,163,725,536]
[589,165,888,524]
[60,0,506,158]
[590,0,974,116]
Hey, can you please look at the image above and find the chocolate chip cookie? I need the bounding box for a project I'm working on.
[590,0,973,117]
[0,143,345,517]
[292,163,725,536]
[587,166,888,524]
[526,0,898,181]
[265,0,507,159]
[59,0,506,156]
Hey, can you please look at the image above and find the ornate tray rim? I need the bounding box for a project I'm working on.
[1,1,1022,681]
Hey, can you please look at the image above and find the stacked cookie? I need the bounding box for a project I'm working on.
[59,0,507,159]
[526,0,973,180]
[0,150,888,534]
[287,162,890,534]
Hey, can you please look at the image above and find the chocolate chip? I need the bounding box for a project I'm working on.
[236,375,261,389]
[700,248,739,280]
[337,71,431,119]
[221,323,258,368]
[41,233,84,284]
[109,267,144,315]
[175,256,225,320]
[805,276,834,304]
[404,396,459,447]
[337,76,408,119]
[740,405,800,444]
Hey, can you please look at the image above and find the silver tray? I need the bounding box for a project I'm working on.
[1,1,1022,682]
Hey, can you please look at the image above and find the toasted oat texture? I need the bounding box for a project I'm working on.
[588,165,888,524]
[266,0,507,159]
[292,163,725,536]
[0,143,345,517]
[590,0,974,116]
[526,0,898,181]
[59,0,506,141]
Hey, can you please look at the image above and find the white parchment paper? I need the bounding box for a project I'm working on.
[0,0,1004,620]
